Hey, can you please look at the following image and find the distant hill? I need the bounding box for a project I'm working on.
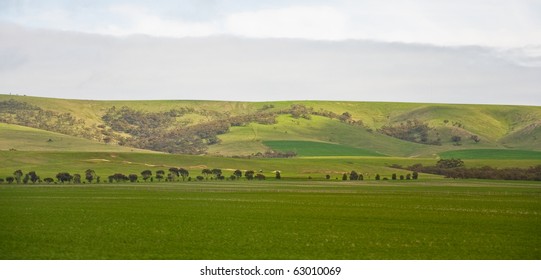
[1,94,540,157]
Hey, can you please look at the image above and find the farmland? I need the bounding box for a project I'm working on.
[1,181,539,259]
[1,95,540,260]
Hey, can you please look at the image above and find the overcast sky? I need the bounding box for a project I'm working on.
[1,0,540,105]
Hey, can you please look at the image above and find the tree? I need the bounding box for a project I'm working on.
[406,174,411,180]
[56,172,73,183]
[437,158,465,169]
[111,173,128,183]
[255,174,266,180]
[128,174,138,182]
[156,170,165,182]
[211,168,222,179]
[28,171,40,183]
[342,173,348,180]
[85,169,96,183]
[141,170,152,182]
[229,175,236,180]
[325,174,331,180]
[6,176,15,184]
[275,171,281,180]
[451,135,462,146]
[375,174,381,180]
[400,175,404,180]
[470,135,481,143]
[168,167,179,181]
[23,174,29,184]
[178,168,189,181]
[202,169,212,179]
[196,175,204,181]
[233,169,242,179]
[412,171,419,180]
[13,169,23,184]
[392,173,397,180]
[349,170,359,180]
[43,178,54,184]
[73,174,82,184]
[245,170,255,180]
[338,112,352,123]
[358,174,364,180]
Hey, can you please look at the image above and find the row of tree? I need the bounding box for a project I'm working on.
[0,168,282,184]
[405,159,541,181]
[335,170,419,181]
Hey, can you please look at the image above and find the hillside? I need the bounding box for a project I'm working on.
[1,94,540,157]
[0,123,156,153]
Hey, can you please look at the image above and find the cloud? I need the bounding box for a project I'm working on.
[2,1,541,47]
[225,6,349,40]
[1,24,540,105]
[97,4,220,37]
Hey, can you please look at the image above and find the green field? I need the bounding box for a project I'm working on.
[1,95,541,260]
[440,149,541,160]
[264,140,386,157]
[1,181,539,259]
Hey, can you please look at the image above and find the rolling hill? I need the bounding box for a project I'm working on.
[1,94,540,158]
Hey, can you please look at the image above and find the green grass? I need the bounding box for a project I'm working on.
[440,149,541,160]
[0,123,155,153]
[1,181,539,259]
[263,140,386,157]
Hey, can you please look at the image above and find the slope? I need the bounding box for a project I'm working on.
[0,123,156,153]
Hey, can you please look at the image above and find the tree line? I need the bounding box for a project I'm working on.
[0,168,283,184]
[403,159,541,181]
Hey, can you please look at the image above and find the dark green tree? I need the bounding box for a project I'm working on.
[375,174,381,180]
[211,168,222,179]
[168,167,179,181]
[349,170,359,180]
[43,178,54,184]
[234,169,242,179]
[179,168,189,181]
[412,171,419,180]
[202,168,212,179]
[28,171,40,183]
[156,170,165,181]
[85,169,96,183]
[129,174,138,182]
[13,169,23,184]
[6,176,15,184]
[392,173,397,180]
[141,170,152,182]
[73,174,82,184]
[245,170,255,180]
[56,172,73,183]
[342,173,348,180]
[275,171,281,180]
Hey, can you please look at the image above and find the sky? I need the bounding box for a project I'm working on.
[1,0,540,105]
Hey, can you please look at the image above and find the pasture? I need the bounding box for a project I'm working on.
[1,180,539,259]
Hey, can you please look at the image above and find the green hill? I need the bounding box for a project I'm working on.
[1,94,540,157]
[0,123,156,153]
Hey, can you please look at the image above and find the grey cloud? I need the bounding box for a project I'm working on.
[0,24,540,105]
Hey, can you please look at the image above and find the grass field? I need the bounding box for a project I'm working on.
[0,181,539,259]
[440,149,541,160]
[263,140,386,157]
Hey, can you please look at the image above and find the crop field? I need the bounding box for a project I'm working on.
[263,140,386,157]
[439,149,541,160]
[1,180,539,259]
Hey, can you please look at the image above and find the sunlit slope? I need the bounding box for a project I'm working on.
[1,94,540,155]
[208,115,432,157]
[0,123,155,153]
